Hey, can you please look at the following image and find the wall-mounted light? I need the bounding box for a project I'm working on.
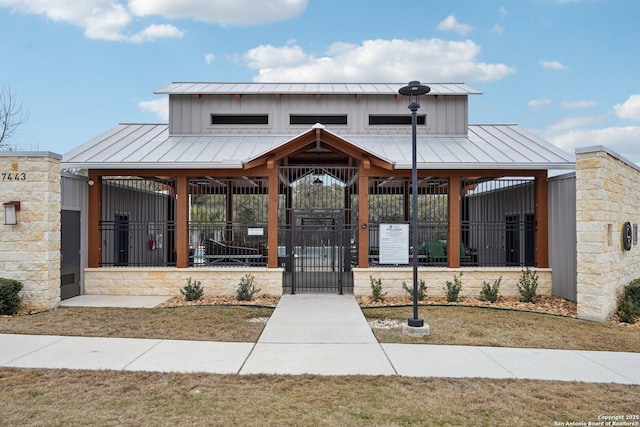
[3,201,21,225]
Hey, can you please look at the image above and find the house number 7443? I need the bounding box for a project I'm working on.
[1,172,27,181]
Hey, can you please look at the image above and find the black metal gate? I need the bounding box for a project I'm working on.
[279,167,357,294]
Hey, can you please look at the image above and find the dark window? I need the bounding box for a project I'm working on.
[369,115,426,125]
[290,115,348,125]
[211,114,268,125]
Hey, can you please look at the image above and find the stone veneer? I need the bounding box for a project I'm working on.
[84,267,284,297]
[353,268,552,298]
[0,153,61,310]
[576,146,640,322]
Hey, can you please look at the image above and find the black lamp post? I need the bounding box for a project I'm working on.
[399,81,431,328]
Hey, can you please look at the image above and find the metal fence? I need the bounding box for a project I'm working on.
[368,177,449,266]
[461,177,535,267]
[100,177,177,267]
[188,177,268,267]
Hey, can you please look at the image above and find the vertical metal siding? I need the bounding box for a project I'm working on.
[61,173,89,295]
[168,93,469,137]
[548,173,577,301]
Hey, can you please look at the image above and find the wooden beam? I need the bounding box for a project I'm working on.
[274,94,281,100]
[448,176,461,268]
[176,176,189,268]
[192,94,202,99]
[358,171,369,268]
[267,166,279,268]
[535,172,549,268]
[87,172,101,268]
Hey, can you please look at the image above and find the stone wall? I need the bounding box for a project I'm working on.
[576,146,640,322]
[353,267,552,298]
[84,267,284,297]
[0,153,61,310]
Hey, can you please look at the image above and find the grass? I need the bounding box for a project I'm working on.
[2,304,638,352]
[1,368,639,426]
[0,305,273,342]
[364,305,640,352]
[1,303,639,425]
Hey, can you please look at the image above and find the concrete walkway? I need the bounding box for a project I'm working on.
[2,294,640,383]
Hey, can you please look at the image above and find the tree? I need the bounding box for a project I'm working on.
[0,85,29,150]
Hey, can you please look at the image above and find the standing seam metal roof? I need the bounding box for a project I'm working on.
[155,82,482,96]
[62,123,575,170]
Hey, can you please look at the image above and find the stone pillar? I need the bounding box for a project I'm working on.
[0,152,62,310]
[576,146,640,322]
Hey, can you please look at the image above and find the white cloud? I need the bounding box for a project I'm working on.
[528,99,552,109]
[0,0,306,42]
[614,95,640,121]
[437,14,473,36]
[545,115,605,133]
[560,100,597,109]
[242,39,516,83]
[129,24,184,43]
[205,53,216,64]
[128,0,308,26]
[490,24,504,35]
[548,126,640,161]
[539,60,567,70]
[138,97,169,122]
[499,6,507,17]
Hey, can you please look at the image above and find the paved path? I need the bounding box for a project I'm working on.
[2,294,640,383]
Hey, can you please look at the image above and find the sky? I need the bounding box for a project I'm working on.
[1,0,639,163]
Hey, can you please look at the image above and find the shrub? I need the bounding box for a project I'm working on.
[369,276,387,303]
[236,274,261,301]
[480,276,502,303]
[402,279,427,301]
[517,268,539,303]
[444,273,463,303]
[617,280,640,323]
[0,278,23,315]
[180,277,204,301]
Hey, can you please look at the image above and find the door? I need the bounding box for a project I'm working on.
[505,214,520,266]
[279,166,357,294]
[60,210,81,299]
[114,214,129,266]
[285,214,352,294]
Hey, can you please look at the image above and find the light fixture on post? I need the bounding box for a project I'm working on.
[3,201,21,225]
[398,81,431,336]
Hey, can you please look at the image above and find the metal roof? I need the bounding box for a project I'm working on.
[62,124,575,170]
[155,82,482,96]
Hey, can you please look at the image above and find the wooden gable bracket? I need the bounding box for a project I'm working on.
[315,94,321,100]
[234,94,242,100]
[355,94,362,100]
[192,94,202,100]
[266,156,276,169]
[274,94,281,100]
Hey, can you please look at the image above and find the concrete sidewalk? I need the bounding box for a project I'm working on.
[2,294,640,383]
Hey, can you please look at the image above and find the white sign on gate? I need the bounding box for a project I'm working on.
[379,223,409,264]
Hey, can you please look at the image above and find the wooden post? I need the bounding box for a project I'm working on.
[87,172,101,268]
[448,175,461,268]
[267,165,279,268]
[176,175,189,268]
[358,171,369,268]
[535,172,549,268]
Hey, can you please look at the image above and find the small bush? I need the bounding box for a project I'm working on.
[0,278,23,315]
[236,274,261,301]
[444,274,463,303]
[180,277,204,301]
[480,276,502,303]
[517,268,539,303]
[617,280,640,323]
[402,279,427,301]
[370,276,387,303]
